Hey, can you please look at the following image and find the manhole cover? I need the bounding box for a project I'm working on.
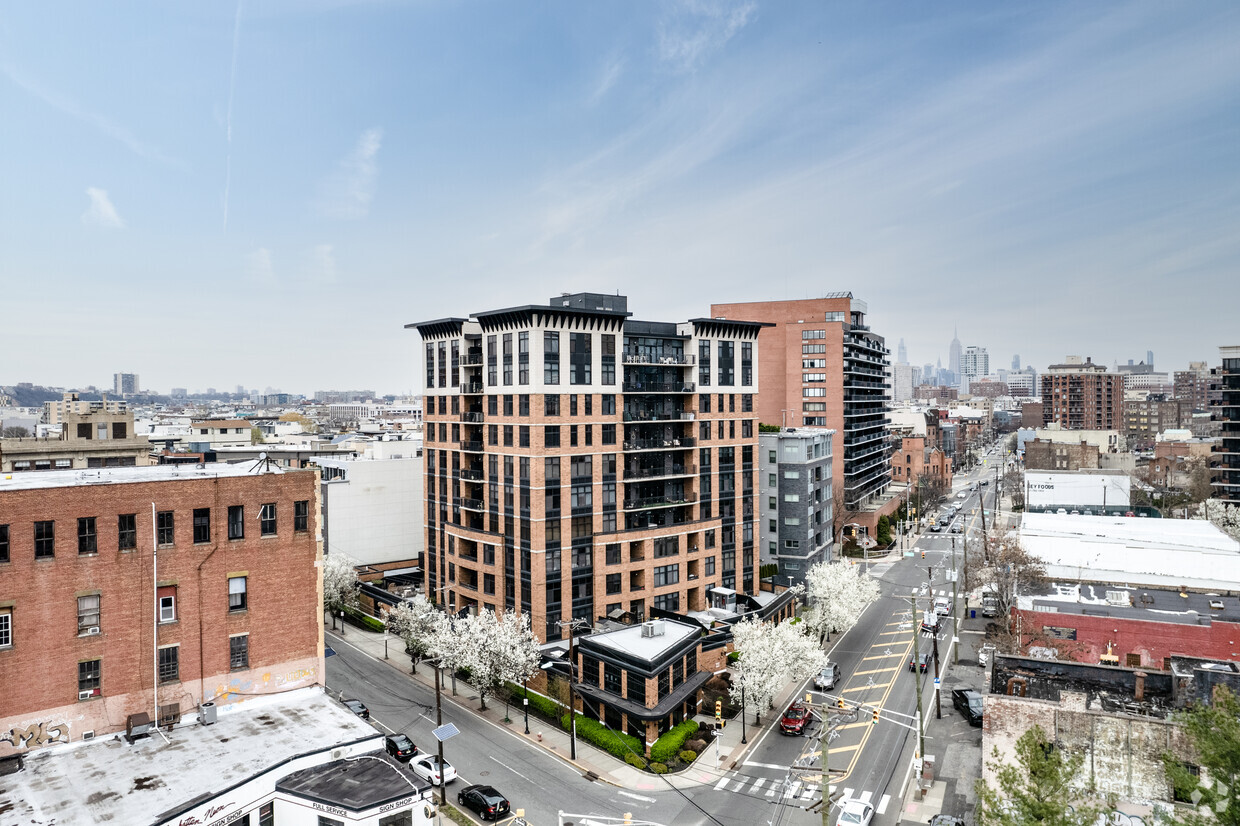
[479,771,489,777]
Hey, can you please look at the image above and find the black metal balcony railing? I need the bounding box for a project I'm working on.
[624,464,689,480]
[622,381,697,394]
[623,410,695,423]
[622,493,698,511]
[458,439,484,452]
[459,497,485,511]
[460,382,484,394]
[622,352,696,366]
[459,411,485,423]
[622,436,696,451]
[457,467,484,481]
[461,353,483,366]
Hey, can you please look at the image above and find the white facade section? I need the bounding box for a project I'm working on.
[315,450,423,566]
[1025,471,1131,509]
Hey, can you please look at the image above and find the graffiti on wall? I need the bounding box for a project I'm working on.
[3,721,69,749]
[213,664,318,704]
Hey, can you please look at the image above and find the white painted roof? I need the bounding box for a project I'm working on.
[0,461,290,492]
[1,687,381,826]
[1020,512,1240,590]
[586,619,699,661]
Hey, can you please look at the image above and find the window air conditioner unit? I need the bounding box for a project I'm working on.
[81,730,95,740]
[78,690,95,701]
[85,626,101,635]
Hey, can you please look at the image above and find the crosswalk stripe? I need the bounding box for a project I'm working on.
[766,786,777,798]
[841,787,854,801]
[800,787,815,801]
[713,776,729,791]
[751,778,766,794]
[787,781,802,799]
[877,794,891,814]
[860,790,873,803]
[733,779,747,792]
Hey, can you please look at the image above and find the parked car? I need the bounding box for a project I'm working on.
[838,798,875,826]
[929,522,943,533]
[909,650,931,673]
[952,688,984,726]
[410,754,457,785]
[933,596,952,616]
[979,479,988,486]
[780,702,811,735]
[929,816,965,826]
[1124,511,1136,517]
[815,662,841,691]
[920,611,940,633]
[384,733,417,762]
[950,521,963,534]
[457,785,511,821]
[956,491,968,499]
[342,698,370,719]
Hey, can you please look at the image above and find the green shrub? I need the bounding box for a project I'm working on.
[560,713,644,761]
[503,682,563,720]
[726,652,739,665]
[625,753,646,769]
[679,750,698,763]
[343,605,386,632]
[649,762,668,774]
[759,563,779,579]
[651,719,699,764]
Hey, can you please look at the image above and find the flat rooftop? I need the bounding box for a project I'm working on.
[585,619,698,661]
[0,461,294,492]
[0,687,379,826]
[1019,582,1240,626]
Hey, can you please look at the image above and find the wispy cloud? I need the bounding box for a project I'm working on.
[2,63,179,166]
[305,244,336,284]
[223,1,244,232]
[589,55,625,104]
[316,127,383,219]
[246,247,274,285]
[657,0,756,72]
[81,188,125,229]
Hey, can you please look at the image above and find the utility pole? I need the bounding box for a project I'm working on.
[434,665,446,807]
[952,539,960,666]
[932,623,942,719]
[909,591,925,759]
[820,693,832,826]
[557,618,587,762]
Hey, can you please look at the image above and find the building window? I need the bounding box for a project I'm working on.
[545,426,561,448]
[602,423,616,445]
[34,520,54,559]
[606,573,622,595]
[570,332,591,385]
[157,511,174,545]
[0,608,10,648]
[653,593,680,612]
[518,331,530,384]
[118,514,136,550]
[653,564,679,587]
[193,508,211,543]
[78,659,102,698]
[158,646,179,684]
[77,594,100,634]
[228,506,245,540]
[544,331,560,384]
[260,503,277,536]
[606,543,621,565]
[158,585,176,623]
[545,394,560,416]
[230,635,250,670]
[229,576,247,612]
[0,524,7,563]
[601,334,616,385]
[77,517,97,555]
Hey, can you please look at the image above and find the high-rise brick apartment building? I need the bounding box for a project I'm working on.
[1041,357,1122,430]
[411,293,764,642]
[1214,346,1240,505]
[0,465,323,751]
[708,295,891,514]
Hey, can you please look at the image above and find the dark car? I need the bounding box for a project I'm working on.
[780,702,811,735]
[342,698,369,719]
[929,816,965,826]
[909,650,932,673]
[385,733,416,762]
[952,688,984,726]
[458,784,510,821]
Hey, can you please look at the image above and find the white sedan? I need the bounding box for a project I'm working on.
[410,754,457,786]
[838,799,875,826]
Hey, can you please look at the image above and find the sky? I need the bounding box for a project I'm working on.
[2,1,1239,395]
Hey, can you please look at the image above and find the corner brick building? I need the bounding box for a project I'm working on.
[410,293,764,642]
[1040,357,1122,430]
[0,464,323,753]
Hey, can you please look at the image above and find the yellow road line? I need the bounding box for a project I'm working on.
[841,681,892,694]
[876,629,906,636]
[861,651,905,662]
[835,638,915,784]
[852,666,900,677]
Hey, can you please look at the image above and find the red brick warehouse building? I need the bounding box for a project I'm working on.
[0,464,324,753]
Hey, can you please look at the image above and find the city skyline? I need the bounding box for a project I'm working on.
[3,2,1238,393]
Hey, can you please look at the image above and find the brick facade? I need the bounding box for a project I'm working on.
[0,467,323,753]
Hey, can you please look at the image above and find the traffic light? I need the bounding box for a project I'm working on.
[715,699,723,729]
[921,549,925,560]
[837,698,845,710]
[623,814,633,825]
[872,708,880,725]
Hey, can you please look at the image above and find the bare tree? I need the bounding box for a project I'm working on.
[976,533,1044,625]
[1,426,30,438]
[1003,469,1025,510]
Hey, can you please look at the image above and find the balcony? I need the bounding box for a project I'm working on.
[461,352,483,366]
[623,410,695,423]
[459,411,485,423]
[460,382,484,395]
[624,464,690,480]
[623,493,698,511]
[622,381,696,393]
[458,467,484,481]
[459,497,485,512]
[623,352,695,366]
[458,439,484,452]
[622,436,696,452]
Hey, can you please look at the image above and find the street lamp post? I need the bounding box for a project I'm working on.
[740,678,747,745]
[523,675,530,735]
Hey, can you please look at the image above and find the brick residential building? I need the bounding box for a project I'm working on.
[1041,356,1122,430]
[410,293,764,643]
[0,464,323,753]
[1123,396,1193,451]
[890,436,952,490]
[708,295,891,514]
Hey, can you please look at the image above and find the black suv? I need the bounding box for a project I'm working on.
[384,733,416,762]
[458,784,510,821]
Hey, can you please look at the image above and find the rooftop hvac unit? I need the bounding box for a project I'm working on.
[199,702,217,726]
[640,620,666,638]
[1105,590,1131,607]
[125,712,154,743]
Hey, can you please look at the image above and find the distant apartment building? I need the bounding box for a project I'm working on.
[112,372,139,397]
[758,428,833,583]
[915,384,958,405]
[1041,357,1122,430]
[411,293,763,641]
[0,409,152,472]
[190,419,254,450]
[1023,438,1100,471]
[1020,401,1045,429]
[170,387,188,399]
[1122,371,1171,394]
[1005,367,1038,398]
[1212,346,1240,505]
[41,391,127,425]
[967,379,1008,399]
[1123,397,1193,451]
[891,363,915,403]
[0,464,323,751]
[708,294,891,513]
[1173,362,1214,410]
[960,345,989,384]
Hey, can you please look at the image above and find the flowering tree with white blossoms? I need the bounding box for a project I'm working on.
[383,594,441,674]
[322,552,360,620]
[728,616,826,725]
[802,560,881,646]
[424,610,466,695]
[456,609,542,712]
[1197,500,1240,543]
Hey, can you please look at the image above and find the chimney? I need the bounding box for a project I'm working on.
[1134,671,1146,701]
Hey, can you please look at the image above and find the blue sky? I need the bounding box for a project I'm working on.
[3,1,1238,394]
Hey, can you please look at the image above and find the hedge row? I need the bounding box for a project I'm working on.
[650,719,699,764]
[344,605,386,632]
[503,681,564,721]
[561,712,644,761]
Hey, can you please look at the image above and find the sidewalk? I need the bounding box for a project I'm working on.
[324,618,778,792]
